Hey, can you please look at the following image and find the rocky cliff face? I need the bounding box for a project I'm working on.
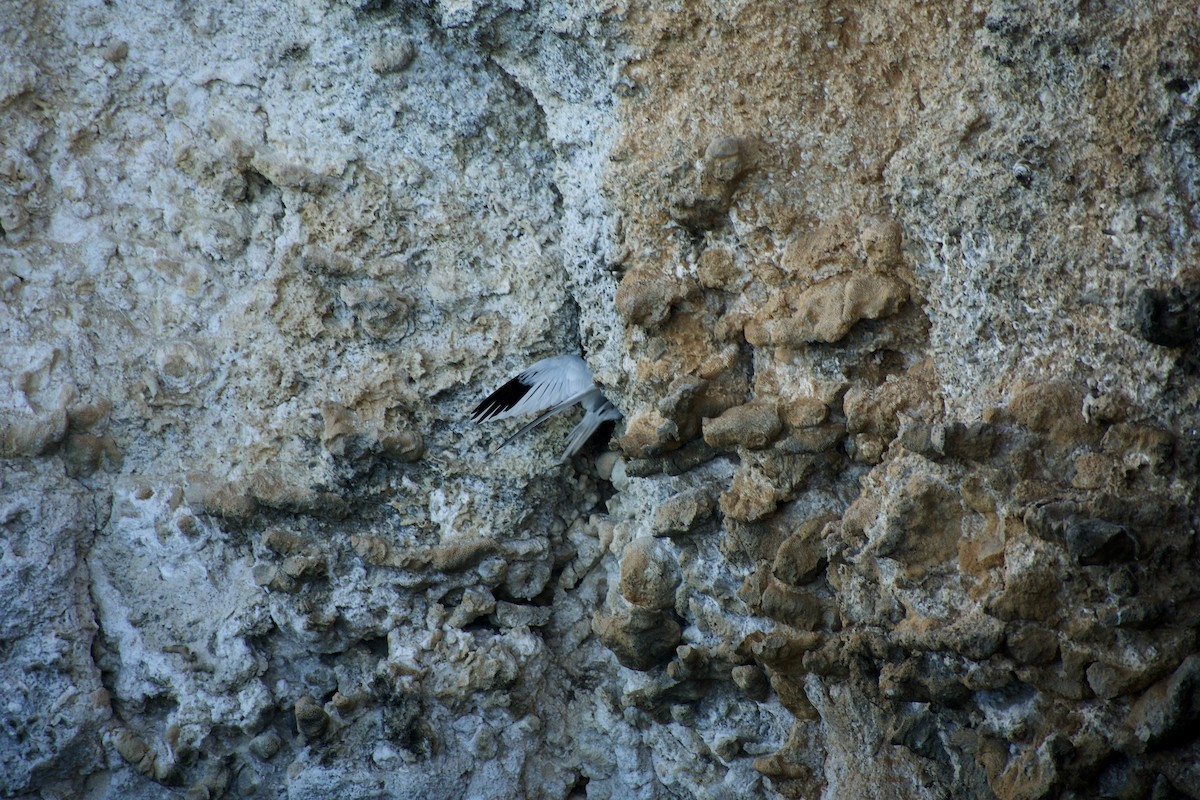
[2,1,1197,798]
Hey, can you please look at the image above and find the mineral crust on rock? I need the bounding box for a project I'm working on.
[3,1,1199,799]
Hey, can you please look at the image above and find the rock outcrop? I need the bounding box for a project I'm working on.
[2,1,1198,798]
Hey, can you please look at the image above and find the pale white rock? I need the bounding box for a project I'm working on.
[3,0,1197,798]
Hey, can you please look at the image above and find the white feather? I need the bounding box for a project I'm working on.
[472,355,621,462]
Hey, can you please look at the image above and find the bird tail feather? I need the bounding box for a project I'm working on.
[492,390,591,454]
[560,414,603,463]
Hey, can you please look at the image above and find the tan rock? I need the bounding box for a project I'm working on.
[615,268,691,329]
[989,563,1061,623]
[869,471,963,578]
[618,537,681,610]
[592,602,681,672]
[776,423,845,454]
[1071,451,1116,489]
[184,474,259,521]
[702,400,782,449]
[1125,654,1200,750]
[767,672,819,718]
[782,397,829,428]
[1100,422,1174,472]
[618,409,680,457]
[772,514,833,585]
[843,359,942,439]
[990,741,1060,800]
[700,135,749,186]
[61,432,120,478]
[718,466,780,522]
[1007,379,1096,447]
[860,219,904,270]
[740,628,825,671]
[958,522,1007,575]
[698,247,739,289]
[730,664,770,701]
[651,488,715,537]
[0,410,68,458]
[746,272,908,346]
[294,695,329,740]
[760,579,828,629]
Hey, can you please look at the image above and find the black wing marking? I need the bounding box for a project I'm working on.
[471,355,593,423]
[471,375,533,422]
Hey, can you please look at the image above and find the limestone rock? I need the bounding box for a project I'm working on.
[665,135,751,230]
[1063,519,1140,566]
[782,397,829,429]
[1005,624,1059,666]
[619,409,681,457]
[0,463,106,796]
[731,665,771,701]
[592,602,682,672]
[1007,380,1096,446]
[772,514,833,586]
[697,247,740,290]
[1124,655,1200,752]
[4,1,1200,798]
[702,400,782,450]
[651,487,715,537]
[618,536,681,610]
[294,696,329,741]
[746,273,909,346]
[615,267,697,330]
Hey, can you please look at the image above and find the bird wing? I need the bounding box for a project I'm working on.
[471,354,596,422]
[558,391,623,462]
[497,388,594,454]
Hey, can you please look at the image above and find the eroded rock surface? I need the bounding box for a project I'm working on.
[2,1,1198,799]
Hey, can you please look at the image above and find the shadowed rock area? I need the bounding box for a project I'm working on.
[2,1,1198,798]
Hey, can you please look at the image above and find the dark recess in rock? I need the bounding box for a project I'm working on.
[1135,285,1200,348]
[1064,519,1140,565]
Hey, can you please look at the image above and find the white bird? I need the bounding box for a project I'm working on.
[471,354,621,462]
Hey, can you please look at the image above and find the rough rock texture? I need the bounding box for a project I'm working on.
[2,1,1198,799]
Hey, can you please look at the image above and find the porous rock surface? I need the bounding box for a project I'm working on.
[2,1,1198,799]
